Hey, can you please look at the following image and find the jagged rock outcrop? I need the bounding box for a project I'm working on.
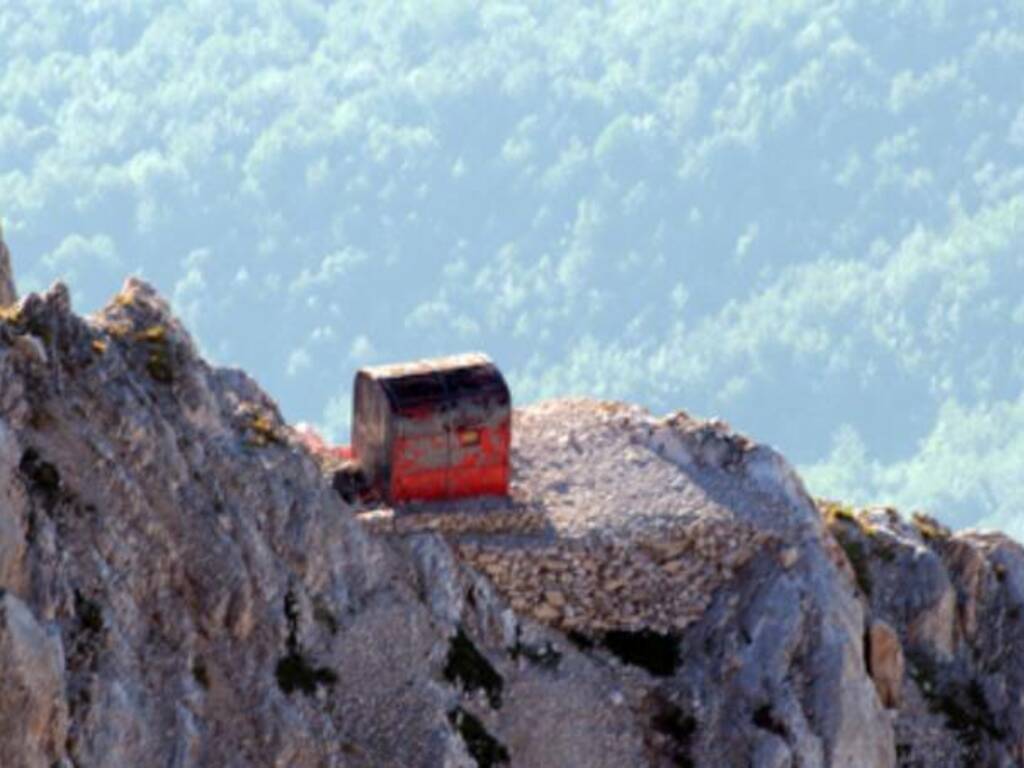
[0,246,1021,767]
[823,505,1024,766]
[0,227,16,307]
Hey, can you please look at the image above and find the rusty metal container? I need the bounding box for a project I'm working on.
[352,353,511,503]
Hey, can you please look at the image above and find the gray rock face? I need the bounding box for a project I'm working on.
[0,591,68,768]
[867,620,905,709]
[0,230,15,307]
[824,506,1024,766]
[0,274,1018,766]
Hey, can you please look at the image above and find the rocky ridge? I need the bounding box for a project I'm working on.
[0,224,16,307]
[1,237,1023,767]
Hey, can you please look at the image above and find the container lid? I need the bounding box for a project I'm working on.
[358,353,509,412]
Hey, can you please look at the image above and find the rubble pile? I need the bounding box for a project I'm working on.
[450,402,774,633]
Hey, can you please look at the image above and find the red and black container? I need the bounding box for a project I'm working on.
[351,353,511,503]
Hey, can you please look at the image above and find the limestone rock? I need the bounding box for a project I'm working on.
[0,420,26,590]
[867,620,904,709]
[0,228,15,307]
[825,505,1024,764]
[752,734,793,768]
[0,592,67,768]
[907,582,956,661]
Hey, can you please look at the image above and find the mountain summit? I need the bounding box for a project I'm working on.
[0,253,1022,767]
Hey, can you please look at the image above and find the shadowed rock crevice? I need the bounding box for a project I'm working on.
[602,629,681,678]
[448,706,510,767]
[18,448,61,508]
[444,626,504,709]
[647,695,697,767]
[274,588,338,697]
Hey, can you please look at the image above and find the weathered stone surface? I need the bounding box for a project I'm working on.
[0,419,26,590]
[907,582,956,661]
[0,228,15,307]
[752,734,793,768]
[825,505,1024,765]
[0,591,67,768]
[867,620,904,709]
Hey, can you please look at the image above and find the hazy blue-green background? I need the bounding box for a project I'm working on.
[3,1,1024,535]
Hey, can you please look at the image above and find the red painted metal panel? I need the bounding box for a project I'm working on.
[391,465,450,501]
[354,354,511,504]
[447,420,510,498]
[390,432,449,502]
